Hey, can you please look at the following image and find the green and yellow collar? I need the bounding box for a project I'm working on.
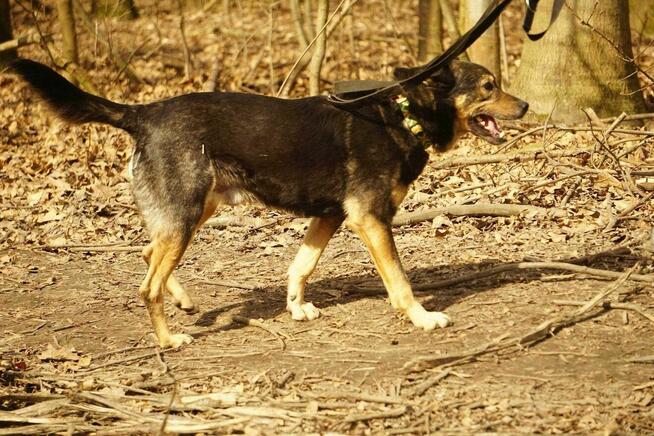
[393,95,433,149]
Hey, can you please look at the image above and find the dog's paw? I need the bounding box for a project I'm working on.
[407,303,451,331]
[287,301,320,321]
[174,300,199,315]
[161,333,194,349]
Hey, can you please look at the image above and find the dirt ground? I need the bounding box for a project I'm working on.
[2,1,654,434]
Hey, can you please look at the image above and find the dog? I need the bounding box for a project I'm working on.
[11,59,528,348]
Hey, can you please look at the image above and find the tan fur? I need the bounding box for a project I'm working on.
[139,233,193,348]
[287,217,343,320]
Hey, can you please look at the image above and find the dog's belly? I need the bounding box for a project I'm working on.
[209,184,343,217]
[209,158,345,218]
[212,187,256,206]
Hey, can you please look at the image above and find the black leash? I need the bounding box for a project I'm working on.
[328,0,559,106]
[328,0,512,106]
[523,0,564,41]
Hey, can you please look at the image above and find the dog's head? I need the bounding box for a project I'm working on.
[393,60,528,149]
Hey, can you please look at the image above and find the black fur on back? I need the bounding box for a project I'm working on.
[10,59,139,133]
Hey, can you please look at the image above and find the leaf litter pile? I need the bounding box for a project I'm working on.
[1,1,654,434]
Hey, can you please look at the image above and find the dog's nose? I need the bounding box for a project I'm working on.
[519,100,529,117]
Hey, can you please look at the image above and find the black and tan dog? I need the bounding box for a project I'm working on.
[11,59,527,348]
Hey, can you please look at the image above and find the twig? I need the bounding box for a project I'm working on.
[40,239,141,250]
[343,406,407,423]
[65,245,145,253]
[158,381,177,435]
[194,278,258,291]
[525,170,596,193]
[230,315,288,351]
[299,391,411,405]
[621,355,654,364]
[497,125,654,154]
[560,177,583,207]
[409,369,451,396]
[71,0,144,84]
[392,204,565,226]
[175,0,193,79]
[277,0,356,96]
[78,349,173,373]
[553,299,654,324]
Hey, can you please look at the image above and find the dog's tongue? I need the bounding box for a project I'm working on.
[478,114,502,138]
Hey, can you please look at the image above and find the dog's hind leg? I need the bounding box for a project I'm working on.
[287,216,342,321]
[139,230,195,348]
[142,244,196,313]
[346,212,451,331]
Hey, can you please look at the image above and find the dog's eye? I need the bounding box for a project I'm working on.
[483,82,495,92]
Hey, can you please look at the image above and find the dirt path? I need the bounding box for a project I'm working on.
[2,220,654,433]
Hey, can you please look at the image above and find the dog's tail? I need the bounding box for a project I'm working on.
[10,59,138,133]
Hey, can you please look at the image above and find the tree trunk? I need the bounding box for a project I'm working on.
[418,0,443,62]
[308,0,328,96]
[459,0,500,83]
[0,0,14,66]
[510,0,645,123]
[56,0,78,66]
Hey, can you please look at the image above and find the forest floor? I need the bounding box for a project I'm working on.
[1,1,654,434]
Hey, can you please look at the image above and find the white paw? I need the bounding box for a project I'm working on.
[407,303,451,330]
[161,333,194,349]
[287,301,320,321]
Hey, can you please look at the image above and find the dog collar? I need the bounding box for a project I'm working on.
[394,96,433,149]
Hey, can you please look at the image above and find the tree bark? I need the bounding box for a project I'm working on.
[510,0,646,123]
[418,0,443,62]
[56,0,78,66]
[0,0,15,66]
[459,0,500,83]
[308,0,329,95]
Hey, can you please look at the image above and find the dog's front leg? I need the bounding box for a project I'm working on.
[347,214,451,330]
[287,216,343,321]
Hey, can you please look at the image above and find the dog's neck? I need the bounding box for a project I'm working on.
[392,94,458,152]
[393,96,434,149]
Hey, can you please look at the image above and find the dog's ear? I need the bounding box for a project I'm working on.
[427,66,455,92]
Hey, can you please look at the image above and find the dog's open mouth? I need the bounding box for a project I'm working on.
[470,114,504,144]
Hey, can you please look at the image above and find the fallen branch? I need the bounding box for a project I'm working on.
[434,147,594,170]
[403,266,637,372]
[393,203,564,226]
[0,32,50,52]
[347,256,651,296]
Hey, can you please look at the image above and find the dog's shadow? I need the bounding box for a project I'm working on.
[192,247,643,330]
